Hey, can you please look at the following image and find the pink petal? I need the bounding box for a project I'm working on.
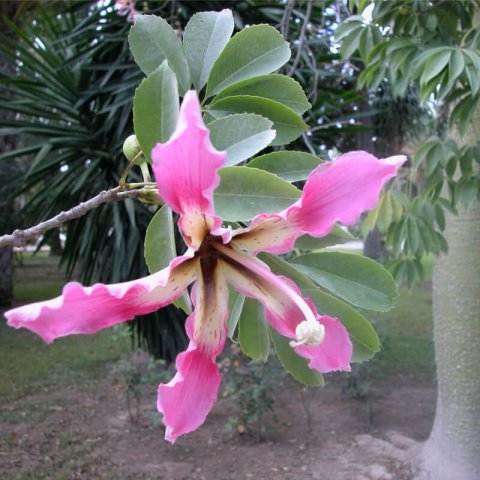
[217,243,316,337]
[5,255,197,344]
[217,243,352,373]
[152,91,227,248]
[231,213,298,255]
[157,341,222,443]
[295,302,352,373]
[232,152,405,254]
[157,257,229,443]
[287,152,405,237]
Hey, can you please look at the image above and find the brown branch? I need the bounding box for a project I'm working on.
[0,187,154,249]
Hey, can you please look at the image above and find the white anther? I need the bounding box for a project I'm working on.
[289,319,325,348]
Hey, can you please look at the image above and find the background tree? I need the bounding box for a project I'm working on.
[337,1,480,478]
[0,0,40,305]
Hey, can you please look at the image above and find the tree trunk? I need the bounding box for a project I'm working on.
[48,229,64,256]
[363,228,382,261]
[0,241,12,306]
[416,201,480,480]
[0,3,22,306]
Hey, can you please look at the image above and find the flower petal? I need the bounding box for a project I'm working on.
[5,255,197,344]
[294,301,352,373]
[157,341,222,443]
[232,152,405,254]
[217,243,351,373]
[157,255,229,443]
[151,91,227,248]
[288,152,405,236]
[217,243,316,337]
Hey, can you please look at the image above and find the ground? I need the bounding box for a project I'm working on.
[0,367,435,480]
[0,254,436,480]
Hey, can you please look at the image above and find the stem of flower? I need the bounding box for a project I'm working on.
[119,150,144,186]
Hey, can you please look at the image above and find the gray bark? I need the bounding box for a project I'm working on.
[416,201,480,480]
[0,242,12,306]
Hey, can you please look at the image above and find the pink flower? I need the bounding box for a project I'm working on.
[115,0,137,23]
[5,91,405,443]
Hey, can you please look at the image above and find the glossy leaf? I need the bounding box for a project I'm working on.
[213,74,311,114]
[144,205,191,313]
[291,252,398,311]
[214,166,301,221]
[247,151,322,182]
[238,298,270,361]
[226,287,246,338]
[206,24,290,97]
[294,226,356,250]
[128,15,190,94]
[144,204,176,273]
[448,49,465,84]
[420,48,451,85]
[335,16,363,42]
[208,113,275,166]
[339,24,364,59]
[133,62,179,162]
[209,95,308,146]
[270,328,324,386]
[260,253,380,363]
[183,10,234,91]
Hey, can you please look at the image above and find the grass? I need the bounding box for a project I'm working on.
[373,284,434,373]
[367,254,434,374]
[0,255,129,401]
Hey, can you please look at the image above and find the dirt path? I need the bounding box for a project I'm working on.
[0,367,435,480]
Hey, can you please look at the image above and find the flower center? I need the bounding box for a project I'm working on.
[289,319,325,348]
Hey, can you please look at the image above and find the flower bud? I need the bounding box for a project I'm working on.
[122,135,142,162]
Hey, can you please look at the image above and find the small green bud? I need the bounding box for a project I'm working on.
[122,135,142,162]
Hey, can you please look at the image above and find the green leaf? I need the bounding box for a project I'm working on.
[227,287,246,338]
[270,328,324,386]
[238,298,270,361]
[133,62,179,162]
[214,166,301,221]
[339,24,364,59]
[420,48,451,85]
[208,113,275,166]
[407,216,420,253]
[247,151,322,182]
[435,203,446,231]
[260,253,380,363]
[206,24,291,98]
[335,17,363,41]
[183,10,234,91]
[294,225,356,250]
[213,74,311,114]
[466,65,480,96]
[463,49,480,75]
[291,252,398,312]
[358,26,377,63]
[209,95,308,146]
[413,138,438,167]
[144,205,191,314]
[144,204,176,273]
[128,15,190,94]
[448,49,465,84]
